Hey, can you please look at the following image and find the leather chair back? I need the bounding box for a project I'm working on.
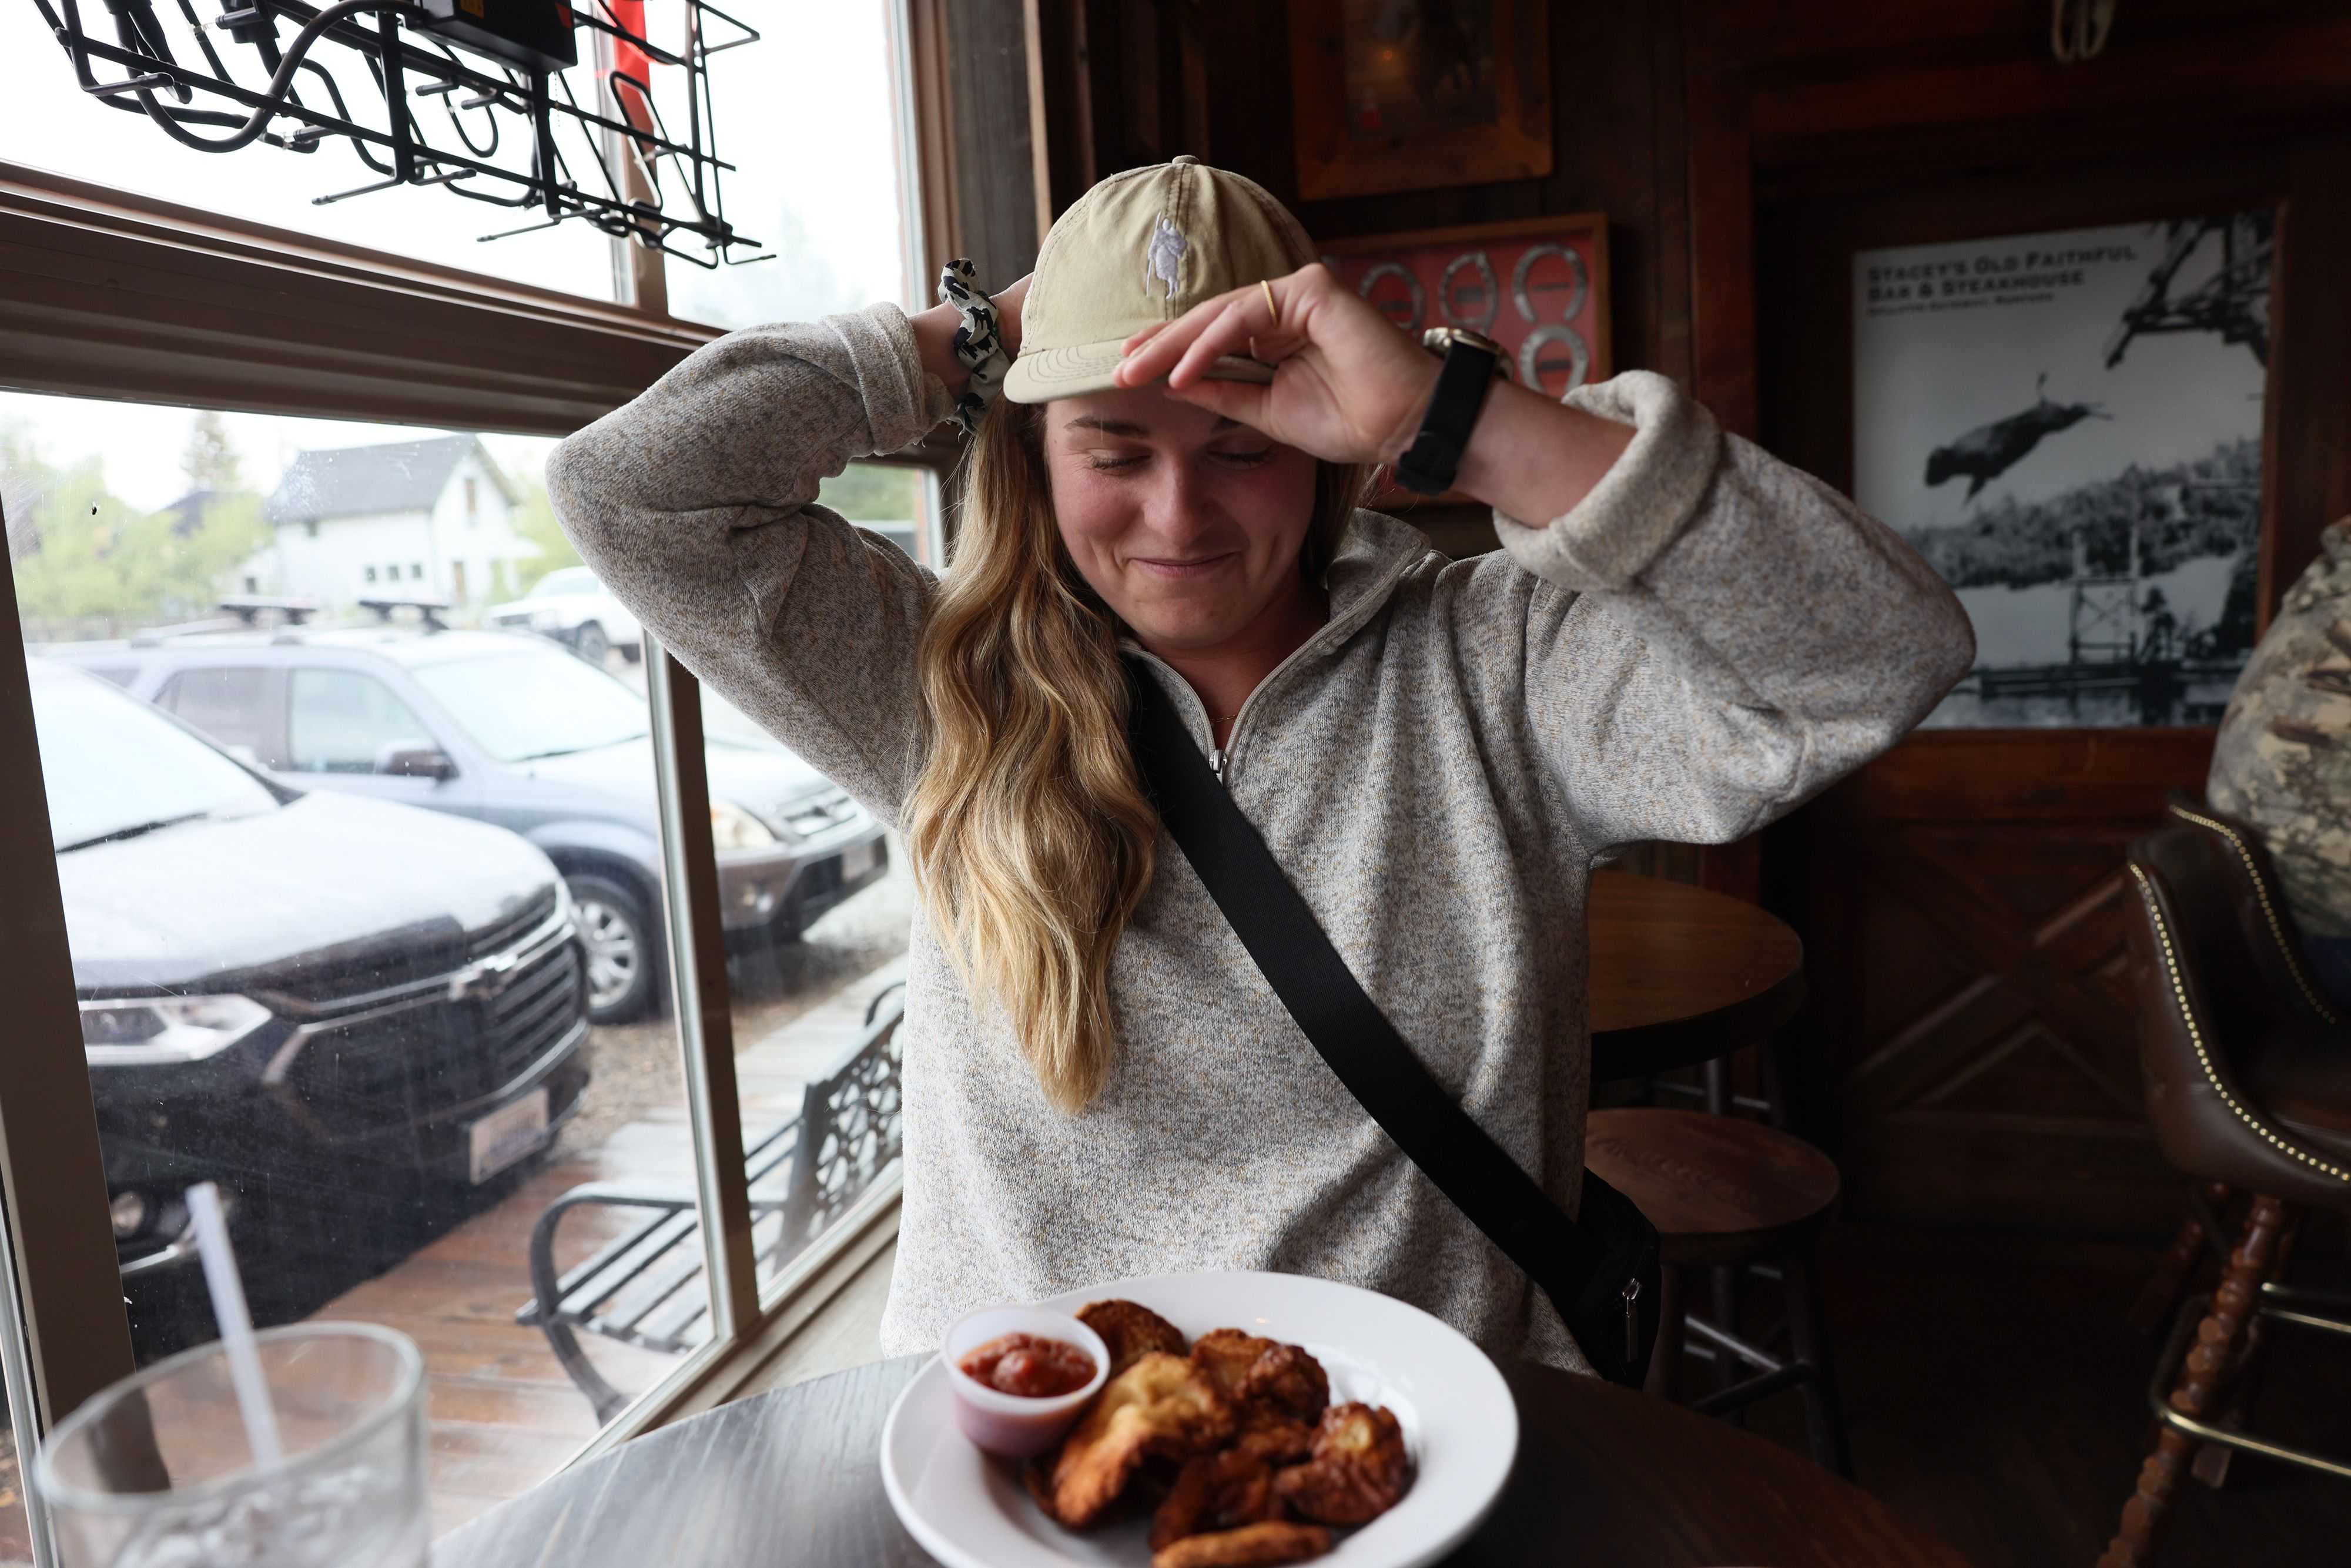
[2124,803,2351,1204]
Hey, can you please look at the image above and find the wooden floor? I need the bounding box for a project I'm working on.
[1736,1218,2351,1568]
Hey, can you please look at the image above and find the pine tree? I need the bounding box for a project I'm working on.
[182,411,243,493]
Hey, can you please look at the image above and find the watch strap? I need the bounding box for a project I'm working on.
[1393,337,1500,495]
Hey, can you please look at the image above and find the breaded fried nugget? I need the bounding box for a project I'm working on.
[1190,1331,1329,1425]
[1241,1342,1328,1422]
[1271,1402,1410,1526]
[1151,1521,1332,1568]
[1149,1448,1281,1551]
[1041,1352,1233,1528]
[1077,1298,1188,1379]
[1231,1412,1314,1465]
[1189,1328,1280,1403]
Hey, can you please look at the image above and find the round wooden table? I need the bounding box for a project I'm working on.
[1587,870,1805,1084]
[434,1355,1967,1567]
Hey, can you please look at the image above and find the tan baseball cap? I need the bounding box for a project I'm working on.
[1001,155,1315,404]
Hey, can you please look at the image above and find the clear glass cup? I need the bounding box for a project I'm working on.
[34,1324,426,1568]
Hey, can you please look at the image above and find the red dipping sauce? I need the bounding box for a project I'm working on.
[956,1332,1096,1398]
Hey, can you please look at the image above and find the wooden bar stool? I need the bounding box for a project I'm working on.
[1584,1105,1852,1474]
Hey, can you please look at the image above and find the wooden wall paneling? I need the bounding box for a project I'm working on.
[1683,1,1761,897]
[1806,734,2216,1231]
[940,0,1048,286]
[2263,143,2351,613]
[1026,0,1105,217]
[1743,42,2351,1225]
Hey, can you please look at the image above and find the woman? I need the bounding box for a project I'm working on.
[549,158,1974,1372]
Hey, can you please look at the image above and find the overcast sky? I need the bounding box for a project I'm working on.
[1852,219,2267,535]
[1,2,912,513]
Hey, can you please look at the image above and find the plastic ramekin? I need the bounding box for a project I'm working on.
[940,1304,1112,1458]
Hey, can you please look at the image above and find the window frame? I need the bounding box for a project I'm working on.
[0,0,974,1545]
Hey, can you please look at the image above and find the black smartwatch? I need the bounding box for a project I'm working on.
[1392,327,1505,495]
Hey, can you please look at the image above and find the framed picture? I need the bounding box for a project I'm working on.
[1288,0,1552,202]
[1850,210,2275,729]
[1319,213,1609,505]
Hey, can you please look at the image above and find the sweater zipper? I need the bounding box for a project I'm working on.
[1130,548,1422,788]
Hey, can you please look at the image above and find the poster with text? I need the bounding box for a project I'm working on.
[1852,215,2271,728]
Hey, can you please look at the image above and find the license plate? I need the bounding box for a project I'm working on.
[468,1087,550,1184]
[840,839,878,880]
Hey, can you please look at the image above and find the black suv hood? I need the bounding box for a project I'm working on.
[60,790,560,996]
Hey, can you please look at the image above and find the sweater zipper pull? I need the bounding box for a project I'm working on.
[1209,746,1228,785]
[1622,1276,1642,1365]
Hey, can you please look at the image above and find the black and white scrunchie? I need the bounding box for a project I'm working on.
[937,259,1010,436]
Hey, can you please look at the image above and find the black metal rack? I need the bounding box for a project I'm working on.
[31,0,769,267]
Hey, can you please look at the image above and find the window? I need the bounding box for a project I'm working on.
[0,4,936,1543]
[6,382,923,1531]
[155,668,278,769]
[465,477,480,520]
[0,7,615,299]
[648,6,919,329]
[286,669,431,774]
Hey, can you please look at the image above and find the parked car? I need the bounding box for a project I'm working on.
[487,565,642,665]
[28,657,591,1300]
[54,622,890,1025]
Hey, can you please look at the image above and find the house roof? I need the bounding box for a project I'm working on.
[264,434,515,527]
[160,488,224,537]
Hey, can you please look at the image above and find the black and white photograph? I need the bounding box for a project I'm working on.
[1853,213,2273,728]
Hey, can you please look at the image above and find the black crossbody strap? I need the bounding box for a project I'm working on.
[1123,656,1654,1377]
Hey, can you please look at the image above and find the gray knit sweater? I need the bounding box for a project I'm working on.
[547,303,1974,1372]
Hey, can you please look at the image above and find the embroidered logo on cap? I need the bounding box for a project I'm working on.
[1144,216,1188,301]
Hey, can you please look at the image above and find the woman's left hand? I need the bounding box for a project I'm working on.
[1111,263,1439,467]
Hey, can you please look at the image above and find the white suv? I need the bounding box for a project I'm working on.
[487,566,643,666]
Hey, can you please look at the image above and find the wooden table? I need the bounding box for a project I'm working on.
[435,1354,1965,1567]
[1588,870,1805,1084]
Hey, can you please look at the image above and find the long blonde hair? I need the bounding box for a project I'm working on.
[905,401,1363,1112]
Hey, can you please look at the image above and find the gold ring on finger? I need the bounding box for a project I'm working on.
[1260,279,1279,330]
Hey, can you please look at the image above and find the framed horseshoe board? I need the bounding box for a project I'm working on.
[1319,214,1612,502]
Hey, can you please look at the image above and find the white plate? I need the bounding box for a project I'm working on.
[879,1270,1516,1568]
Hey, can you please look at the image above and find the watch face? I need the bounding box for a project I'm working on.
[1357,263,1425,331]
[1438,250,1499,333]
[1518,324,1591,398]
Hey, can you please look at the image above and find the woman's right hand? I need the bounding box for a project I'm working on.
[915,272,1030,398]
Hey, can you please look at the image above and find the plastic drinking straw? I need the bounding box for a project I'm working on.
[185,1182,284,1470]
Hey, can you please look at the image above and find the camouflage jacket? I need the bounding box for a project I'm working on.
[2208,520,2351,939]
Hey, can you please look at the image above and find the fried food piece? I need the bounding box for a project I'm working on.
[1041,1352,1233,1528]
[1151,1522,1332,1568]
[1231,1412,1314,1465]
[1190,1330,1329,1422]
[1241,1342,1328,1422]
[1188,1328,1279,1405]
[1149,1449,1281,1551]
[1077,1299,1188,1379]
[1272,1402,1410,1526]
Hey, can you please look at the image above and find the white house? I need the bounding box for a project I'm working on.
[238,434,533,609]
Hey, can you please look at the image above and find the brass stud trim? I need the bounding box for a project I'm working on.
[2167,802,2342,1026]
[2130,862,2350,1183]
